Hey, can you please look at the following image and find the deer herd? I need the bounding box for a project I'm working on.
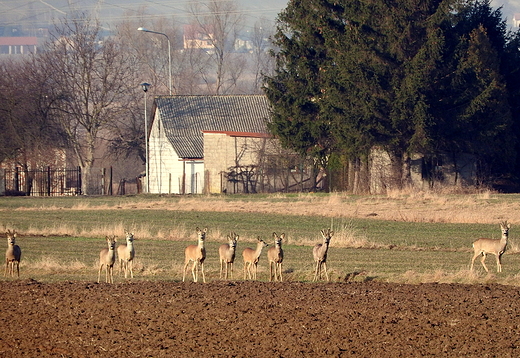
[3,220,514,283]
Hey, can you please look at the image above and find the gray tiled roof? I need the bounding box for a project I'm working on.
[154,95,271,159]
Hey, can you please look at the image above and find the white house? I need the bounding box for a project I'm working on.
[147,95,271,194]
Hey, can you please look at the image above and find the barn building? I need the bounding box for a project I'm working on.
[147,95,272,194]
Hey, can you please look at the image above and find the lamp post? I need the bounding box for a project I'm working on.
[141,82,151,193]
[138,27,172,95]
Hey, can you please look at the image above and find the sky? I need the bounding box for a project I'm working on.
[0,0,518,33]
[0,0,290,30]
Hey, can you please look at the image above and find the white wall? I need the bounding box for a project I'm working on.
[148,113,205,194]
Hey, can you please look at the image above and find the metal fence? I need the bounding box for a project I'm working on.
[3,167,82,196]
[1,167,144,196]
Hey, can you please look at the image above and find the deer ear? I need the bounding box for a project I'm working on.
[280,233,285,239]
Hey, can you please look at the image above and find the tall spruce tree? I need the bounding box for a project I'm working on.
[264,0,336,189]
[430,0,515,180]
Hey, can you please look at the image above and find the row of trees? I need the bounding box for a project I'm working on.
[264,0,520,191]
[0,1,274,194]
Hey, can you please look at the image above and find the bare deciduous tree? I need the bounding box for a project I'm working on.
[40,14,137,194]
[187,0,244,94]
[250,18,274,93]
[0,56,64,194]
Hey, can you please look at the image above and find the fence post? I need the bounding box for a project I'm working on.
[108,166,114,195]
[101,168,106,195]
[77,166,82,195]
[14,167,19,192]
[47,166,51,196]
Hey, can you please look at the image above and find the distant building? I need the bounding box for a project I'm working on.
[0,37,38,55]
[183,24,214,50]
[514,13,520,28]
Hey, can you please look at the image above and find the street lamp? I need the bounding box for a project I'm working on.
[141,82,151,193]
[138,27,172,95]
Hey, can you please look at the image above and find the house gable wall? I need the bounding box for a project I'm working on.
[148,112,204,194]
[204,132,267,193]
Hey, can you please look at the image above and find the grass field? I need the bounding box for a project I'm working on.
[2,192,520,284]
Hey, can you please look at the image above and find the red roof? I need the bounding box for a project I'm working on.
[202,130,271,138]
[0,37,38,46]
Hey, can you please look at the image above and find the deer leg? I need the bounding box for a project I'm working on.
[497,254,502,273]
[129,260,134,279]
[279,263,283,282]
[97,264,103,283]
[182,261,190,282]
[323,262,329,281]
[201,262,206,283]
[470,252,481,271]
[480,253,489,272]
[191,261,198,282]
[224,262,229,280]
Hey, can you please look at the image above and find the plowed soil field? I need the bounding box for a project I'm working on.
[1,279,519,357]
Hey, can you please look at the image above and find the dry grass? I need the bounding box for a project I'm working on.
[26,256,87,272]
[393,269,520,285]
[4,190,520,285]
[10,189,517,225]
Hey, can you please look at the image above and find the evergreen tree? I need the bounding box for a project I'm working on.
[265,0,520,191]
[429,1,515,179]
[264,0,336,188]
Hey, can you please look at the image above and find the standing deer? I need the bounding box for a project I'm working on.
[5,230,21,278]
[313,229,333,281]
[267,232,284,282]
[219,232,239,279]
[98,235,117,283]
[242,237,268,280]
[183,227,207,283]
[118,232,136,279]
[470,221,511,273]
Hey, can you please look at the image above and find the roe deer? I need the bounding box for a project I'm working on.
[219,232,239,279]
[5,230,21,278]
[183,227,207,283]
[267,232,284,282]
[98,235,117,283]
[470,221,511,273]
[313,229,333,281]
[118,232,136,279]
[242,237,268,280]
